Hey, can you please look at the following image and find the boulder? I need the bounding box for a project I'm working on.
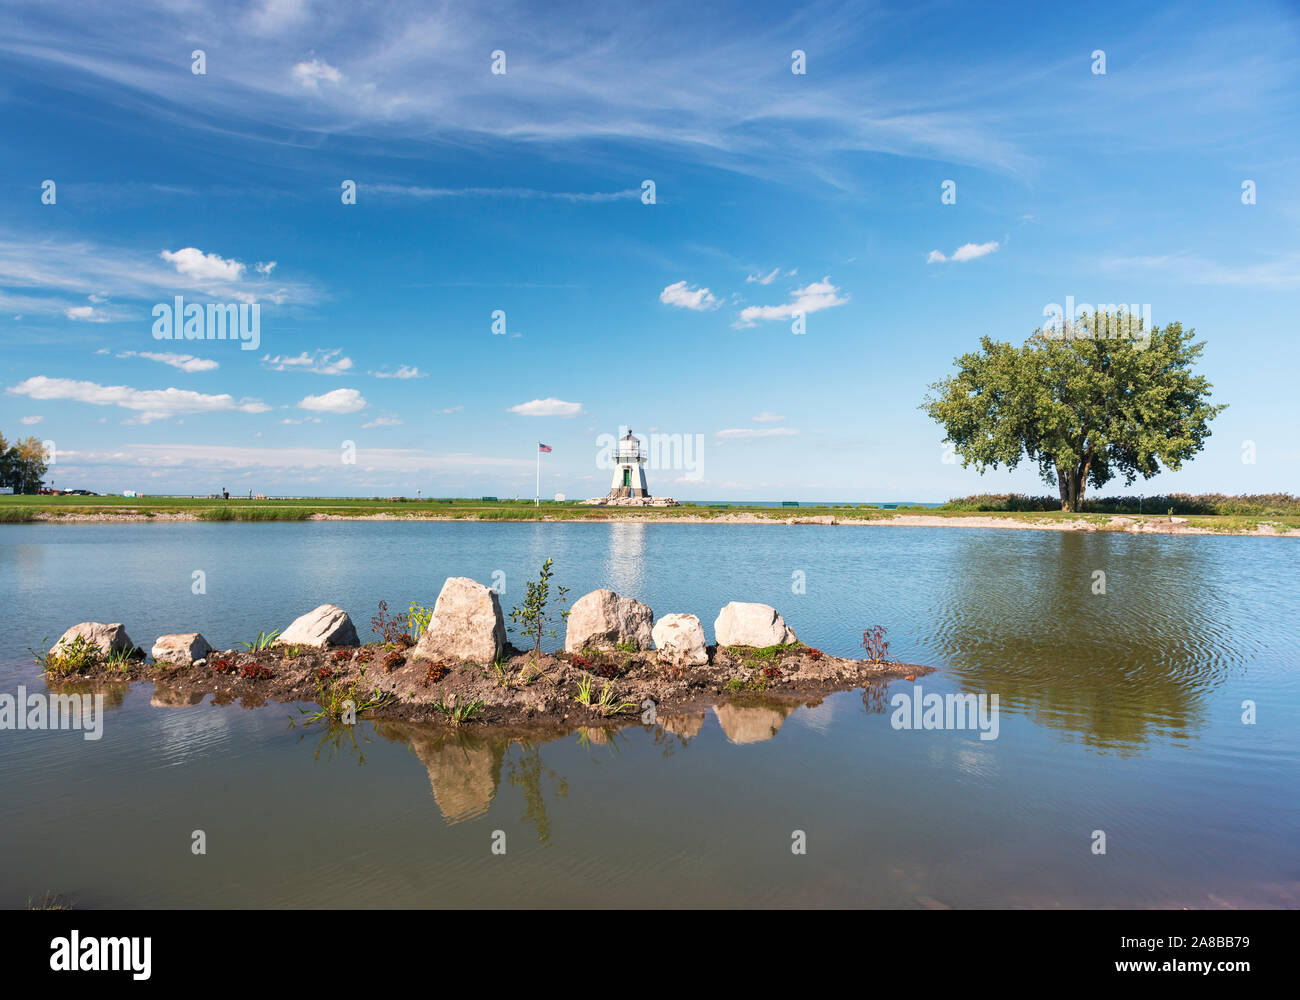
[713,602,796,648]
[564,589,654,653]
[651,613,709,666]
[276,604,359,648]
[412,577,506,664]
[151,632,213,665]
[49,622,135,659]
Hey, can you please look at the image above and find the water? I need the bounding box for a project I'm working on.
[2,522,1297,908]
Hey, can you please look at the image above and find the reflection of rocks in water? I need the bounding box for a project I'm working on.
[393,726,506,823]
[151,686,205,707]
[658,711,706,741]
[43,678,128,712]
[712,702,794,744]
[415,738,504,823]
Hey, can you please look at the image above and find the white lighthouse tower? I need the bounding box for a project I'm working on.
[609,428,649,498]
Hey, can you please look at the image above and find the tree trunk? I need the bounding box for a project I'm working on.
[1056,467,1070,511]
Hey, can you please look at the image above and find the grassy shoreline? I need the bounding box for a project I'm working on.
[1,495,1297,535]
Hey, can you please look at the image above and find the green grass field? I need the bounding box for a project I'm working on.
[1,493,1296,533]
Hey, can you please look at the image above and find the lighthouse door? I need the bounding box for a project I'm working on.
[622,468,631,488]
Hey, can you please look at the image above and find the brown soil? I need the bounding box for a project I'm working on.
[46,643,930,729]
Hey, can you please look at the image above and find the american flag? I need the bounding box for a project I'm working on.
[538,443,552,453]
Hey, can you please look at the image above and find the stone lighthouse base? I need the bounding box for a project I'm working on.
[581,495,679,507]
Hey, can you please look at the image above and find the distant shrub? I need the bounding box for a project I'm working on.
[941,492,1300,517]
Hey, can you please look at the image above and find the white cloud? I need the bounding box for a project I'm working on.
[735,276,847,326]
[255,260,277,276]
[371,364,427,379]
[65,305,98,320]
[928,241,1000,264]
[7,375,270,423]
[434,405,463,414]
[160,247,246,281]
[280,416,322,424]
[746,268,781,285]
[660,281,719,311]
[118,351,219,373]
[362,415,403,428]
[508,397,583,417]
[263,349,353,375]
[752,412,786,423]
[298,388,366,414]
[20,415,43,425]
[292,58,344,88]
[716,427,800,439]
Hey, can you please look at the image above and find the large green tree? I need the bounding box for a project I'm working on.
[0,431,49,493]
[923,318,1226,511]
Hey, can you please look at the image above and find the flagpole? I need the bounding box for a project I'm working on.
[535,444,540,506]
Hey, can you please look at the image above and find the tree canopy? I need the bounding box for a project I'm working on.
[0,430,50,493]
[922,318,1226,511]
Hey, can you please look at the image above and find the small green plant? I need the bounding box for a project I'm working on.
[615,641,638,654]
[595,681,636,718]
[103,645,139,672]
[27,892,71,910]
[283,644,304,659]
[238,628,281,652]
[33,634,97,676]
[575,673,594,706]
[299,666,392,724]
[508,558,570,657]
[433,693,484,727]
[407,601,433,637]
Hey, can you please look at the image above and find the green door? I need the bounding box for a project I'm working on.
[623,468,631,487]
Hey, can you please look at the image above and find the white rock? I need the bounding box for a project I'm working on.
[564,589,654,653]
[651,613,709,666]
[713,602,796,648]
[49,622,135,659]
[151,632,213,665]
[276,604,359,647]
[413,577,506,664]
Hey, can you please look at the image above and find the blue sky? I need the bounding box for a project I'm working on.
[1,0,1297,500]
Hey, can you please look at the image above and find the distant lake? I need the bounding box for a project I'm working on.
[1,521,1296,907]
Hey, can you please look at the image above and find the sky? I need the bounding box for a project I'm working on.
[0,0,1297,501]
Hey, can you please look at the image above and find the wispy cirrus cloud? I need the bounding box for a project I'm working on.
[369,184,640,202]
[0,232,317,316]
[715,427,800,440]
[263,349,353,375]
[118,350,219,373]
[371,364,427,379]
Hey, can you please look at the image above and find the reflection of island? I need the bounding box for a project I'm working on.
[923,531,1248,752]
[712,702,794,744]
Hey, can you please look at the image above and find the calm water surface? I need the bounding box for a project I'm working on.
[1,522,1297,908]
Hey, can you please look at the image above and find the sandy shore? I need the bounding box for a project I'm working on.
[19,510,1299,536]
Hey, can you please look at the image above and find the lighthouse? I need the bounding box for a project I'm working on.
[609,428,649,498]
